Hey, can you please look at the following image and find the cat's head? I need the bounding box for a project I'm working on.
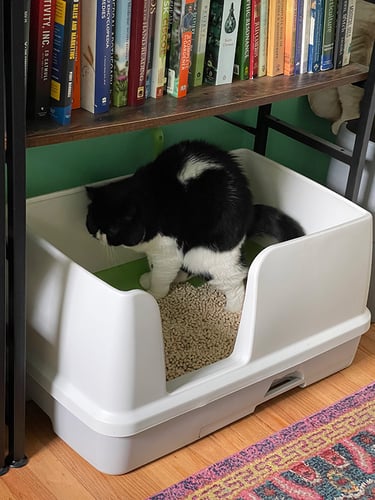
[85,179,145,247]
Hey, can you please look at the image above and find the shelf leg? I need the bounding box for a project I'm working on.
[0,0,8,475]
[4,0,27,469]
[254,104,272,155]
[345,43,375,201]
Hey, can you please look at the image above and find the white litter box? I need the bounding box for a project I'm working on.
[328,122,375,316]
[26,149,372,475]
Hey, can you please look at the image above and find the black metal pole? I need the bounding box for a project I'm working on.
[4,0,27,468]
[345,43,375,201]
[0,0,8,475]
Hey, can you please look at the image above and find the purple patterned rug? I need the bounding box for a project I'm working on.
[150,383,375,499]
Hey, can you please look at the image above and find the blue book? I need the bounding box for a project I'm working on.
[307,0,325,73]
[294,0,305,74]
[50,0,80,125]
[81,0,114,114]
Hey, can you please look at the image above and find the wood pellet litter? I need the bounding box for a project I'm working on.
[157,282,241,381]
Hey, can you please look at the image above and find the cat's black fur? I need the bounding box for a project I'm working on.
[86,140,304,311]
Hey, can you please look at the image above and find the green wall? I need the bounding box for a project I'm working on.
[26,95,334,198]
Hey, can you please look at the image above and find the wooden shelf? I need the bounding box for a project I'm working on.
[26,63,369,148]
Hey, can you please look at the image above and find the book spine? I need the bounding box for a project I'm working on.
[81,0,113,114]
[307,0,324,73]
[145,0,157,99]
[189,0,210,86]
[297,0,311,73]
[284,0,297,75]
[110,0,116,102]
[72,0,81,109]
[94,0,113,112]
[234,0,250,80]
[50,0,78,125]
[333,0,348,68]
[266,0,285,76]
[249,0,261,79]
[151,0,171,97]
[342,0,355,66]
[127,0,151,106]
[204,0,240,86]
[320,0,336,70]
[167,0,197,97]
[27,0,56,119]
[294,0,304,74]
[257,0,269,77]
[112,0,132,107]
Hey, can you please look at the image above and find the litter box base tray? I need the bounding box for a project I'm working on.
[27,336,361,475]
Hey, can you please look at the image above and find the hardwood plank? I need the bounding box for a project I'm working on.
[3,325,374,499]
[26,64,368,148]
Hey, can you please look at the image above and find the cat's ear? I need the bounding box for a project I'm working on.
[85,186,97,201]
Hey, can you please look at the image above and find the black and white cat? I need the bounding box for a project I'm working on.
[86,140,304,312]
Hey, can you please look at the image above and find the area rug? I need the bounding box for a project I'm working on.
[150,382,375,499]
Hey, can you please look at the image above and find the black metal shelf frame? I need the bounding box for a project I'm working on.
[218,42,375,204]
[0,0,28,473]
[0,0,374,476]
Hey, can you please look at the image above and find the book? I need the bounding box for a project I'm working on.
[80,0,114,114]
[27,0,56,119]
[150,0,171,97]
[127,0,151,106]
[204,0,241,86]
[342,0,356,66]
[295,0,311,73]
[72,0,81,109]
[320,0,336,70]
[249,0,261,79]
[257,0,269,77]
[234,0,250,80]
[167,0,197,97]
[145,0,157,99]
[284,0,297,75]
[266,0,286,76]
[49,0,79,125]
[112,0,132,107]
[189,0,210,87]
[333,0,348,68]
[307,0,325,73]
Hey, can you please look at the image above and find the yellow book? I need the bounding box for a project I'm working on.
[267,0,286,76]
[284,0,297,75]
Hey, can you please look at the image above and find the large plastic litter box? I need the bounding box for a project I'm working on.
[26,148,372,475]
[328,122,375,316]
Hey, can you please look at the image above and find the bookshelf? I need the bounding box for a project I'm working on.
[5,0,375,477]
[27,63,369,147]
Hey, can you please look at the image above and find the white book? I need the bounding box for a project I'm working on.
[343,0,356,66]
[204,0,241,85]
[298,0,311,74]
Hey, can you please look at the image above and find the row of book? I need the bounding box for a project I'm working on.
[24,0,356,126]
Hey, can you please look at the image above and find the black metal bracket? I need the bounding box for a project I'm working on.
[217,42,375,203]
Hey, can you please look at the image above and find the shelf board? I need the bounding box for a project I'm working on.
[26,63,369,148]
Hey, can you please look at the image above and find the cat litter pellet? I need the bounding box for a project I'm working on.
[158,283,241,380]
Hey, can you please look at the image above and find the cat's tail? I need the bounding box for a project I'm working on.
[248,204,305,241]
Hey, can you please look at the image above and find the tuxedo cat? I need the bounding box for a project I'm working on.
[86,140,304,312]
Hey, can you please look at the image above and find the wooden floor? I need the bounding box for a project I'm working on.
[1,325,375,499]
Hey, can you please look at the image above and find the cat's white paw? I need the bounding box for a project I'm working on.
[225,287,245,313]
[139,272,151,290]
